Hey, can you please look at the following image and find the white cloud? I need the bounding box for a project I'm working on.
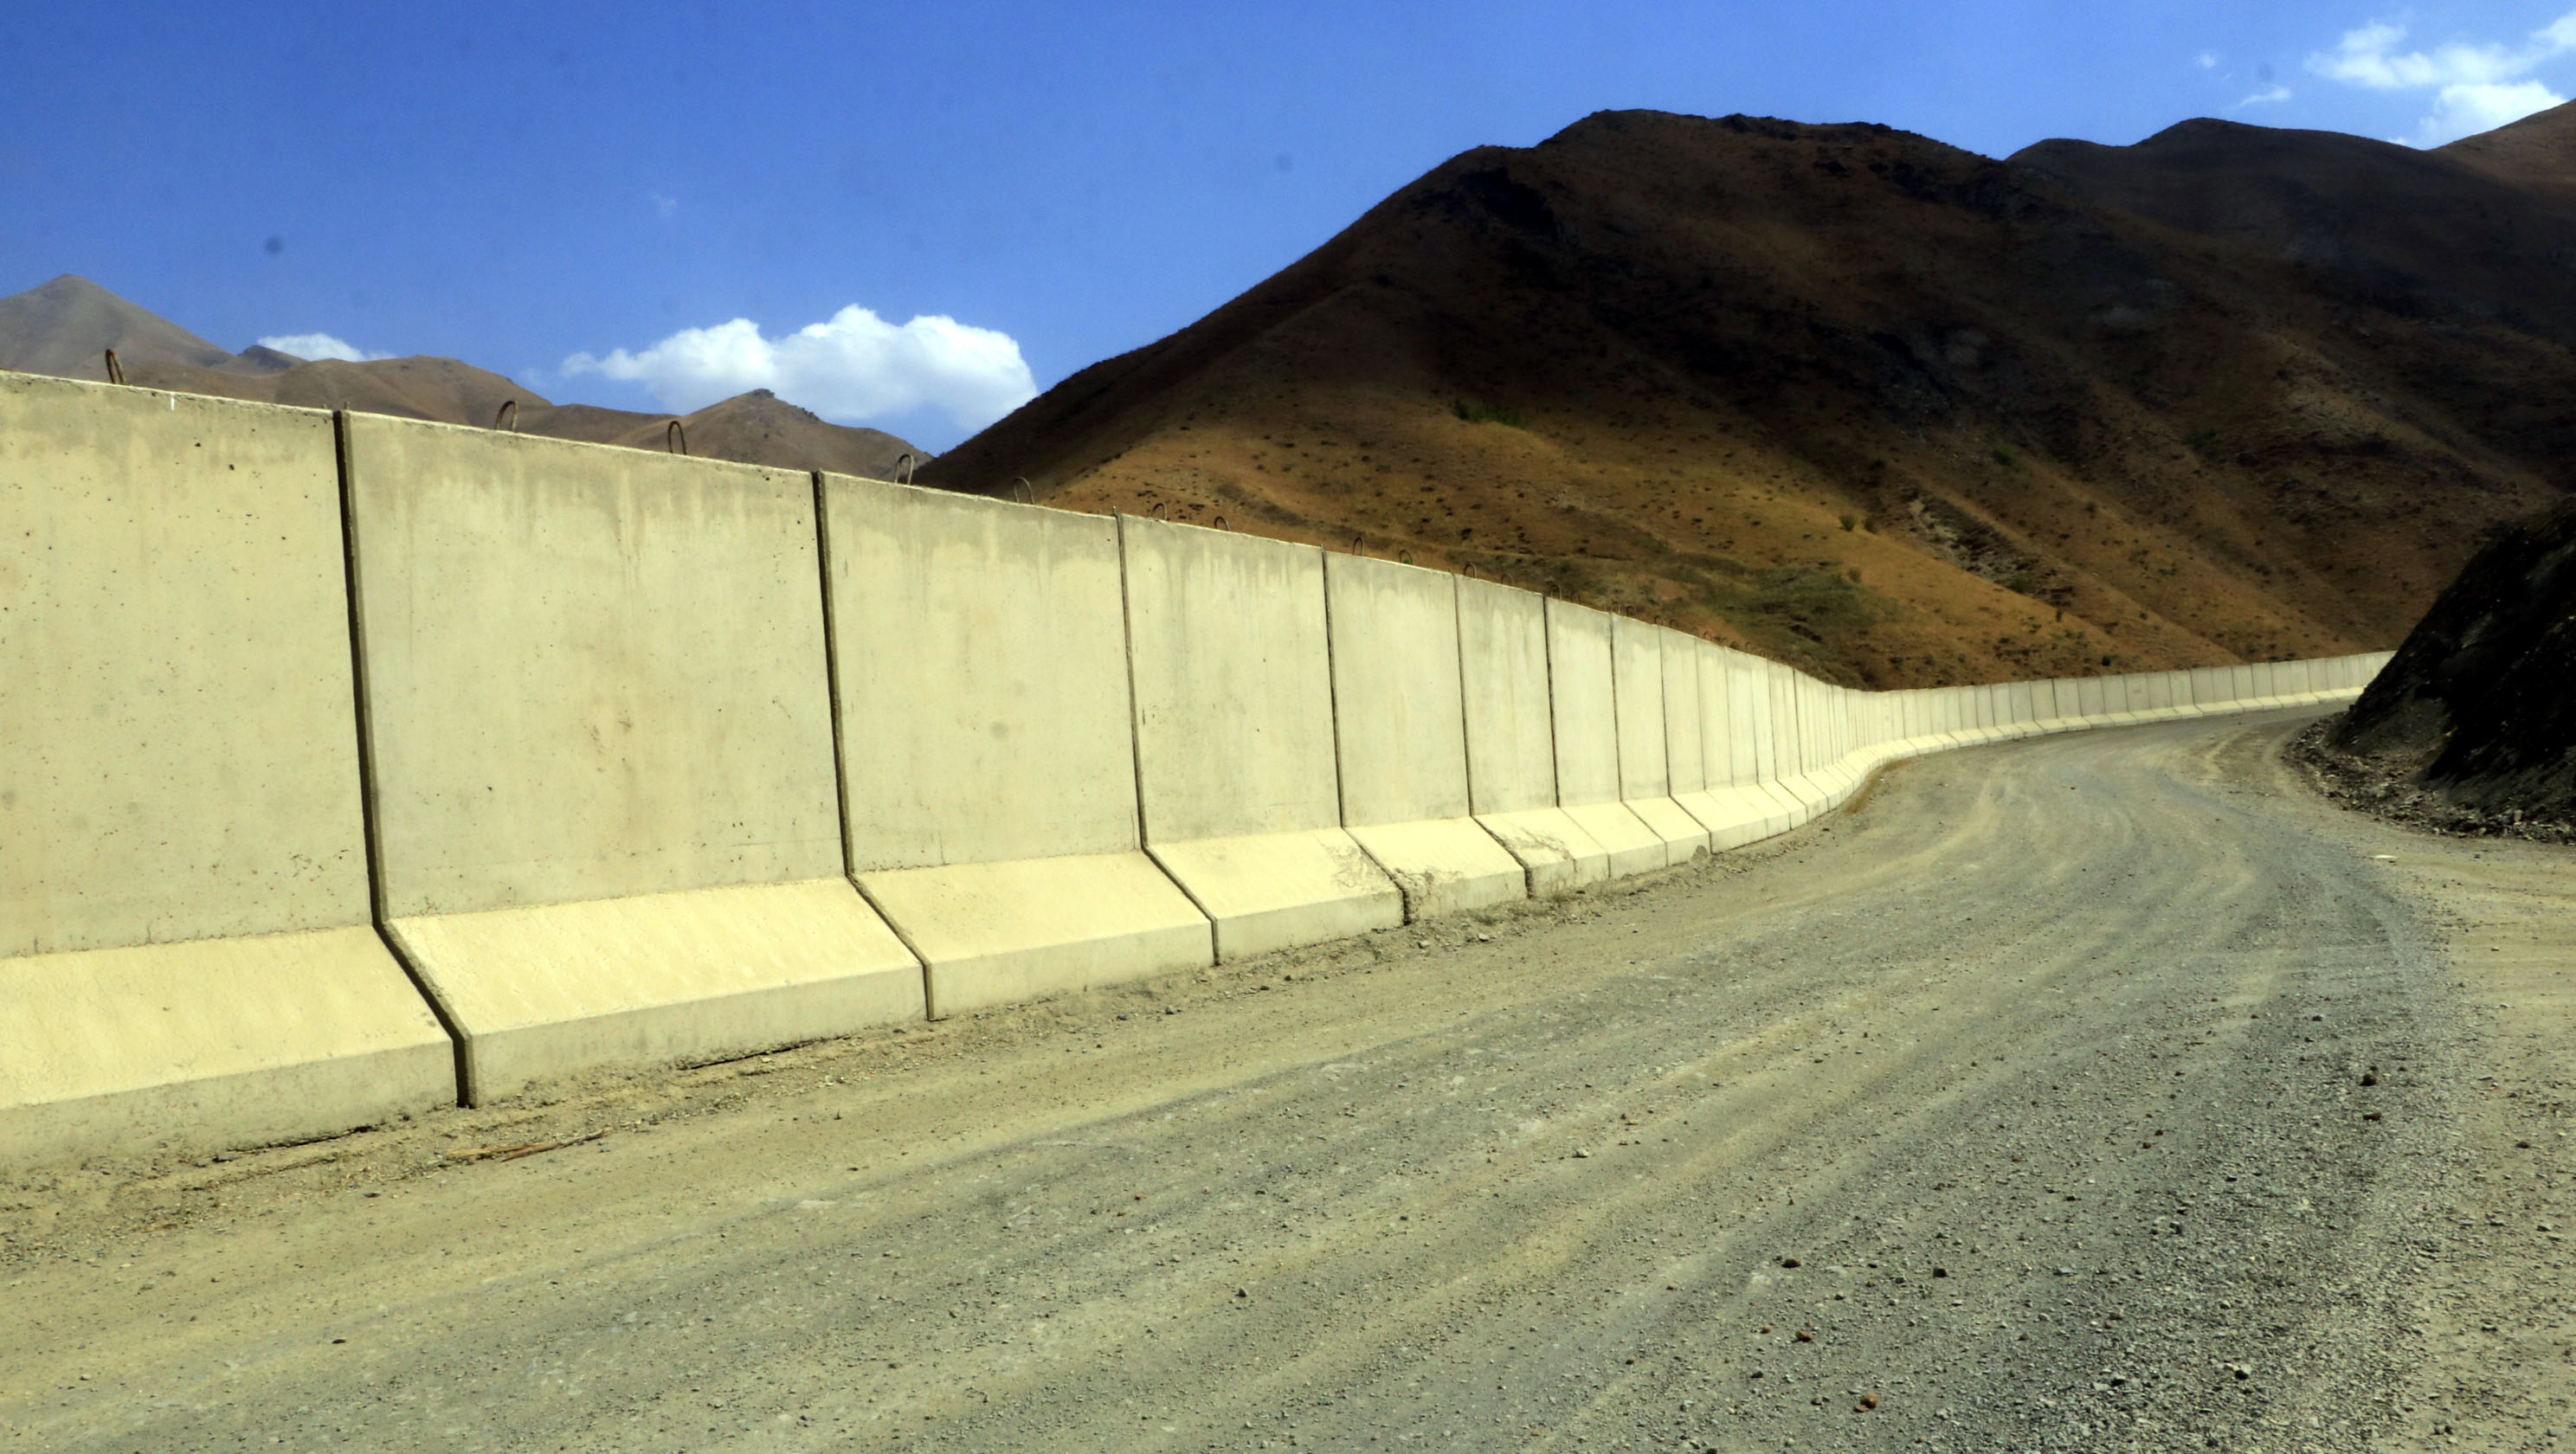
[2415,79,2567,143]
[650,191,678,220]
[562,306,1038,430]
[2309,11,2576,143]
[2238,85,2294,106]
[256,331,390,363]
[2197,50,2220,70]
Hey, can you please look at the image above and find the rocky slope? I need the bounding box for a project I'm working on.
[2304,495,2576,840]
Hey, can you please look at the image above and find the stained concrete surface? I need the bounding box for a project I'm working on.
[4,710,2566,1453]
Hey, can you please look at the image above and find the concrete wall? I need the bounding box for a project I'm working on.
[1121,518,1400,957]
[5,377,2401,1164]
[1610,616,1710,861]
[1546,602,1668,876]
[0,376,450,1159]
[343,415,919,1102]
[1456,578,1607,893]
[1322,552,1524,919]
[821,476,1208,1017]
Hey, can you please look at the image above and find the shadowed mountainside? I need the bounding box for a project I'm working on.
[0,275,923,480]
[925,106,2576,686]
[2311,494,2576,839]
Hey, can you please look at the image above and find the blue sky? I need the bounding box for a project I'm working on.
[7,1,2574,451]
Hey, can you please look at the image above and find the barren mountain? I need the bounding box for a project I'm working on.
[0,273,246,377]
[0,275,922,479]
[925,107,2574,686]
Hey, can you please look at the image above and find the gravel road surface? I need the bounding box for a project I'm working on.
[4,710,2569,1452]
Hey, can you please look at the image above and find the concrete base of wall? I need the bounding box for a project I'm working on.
[1673,788,1775,849]
[1625,797,1713,865]
[1147,828,1405,962]
[1474,808,1613,895]
[857,852,1213,1019]
[1562,803,1671,879]
[0,928,455,1163]
[388,879,923,1104]
[1348,819,1530,921]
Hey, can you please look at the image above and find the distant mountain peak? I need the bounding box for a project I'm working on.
[0,273,238,377]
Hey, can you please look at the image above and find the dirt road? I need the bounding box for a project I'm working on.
[4,711,2569,1452]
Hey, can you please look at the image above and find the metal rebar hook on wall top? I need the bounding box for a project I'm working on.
[102,349,125,386]
[493,399,518,432]
[666,420,688,455]
[1014,477,1035,505]
[892,453,916,485]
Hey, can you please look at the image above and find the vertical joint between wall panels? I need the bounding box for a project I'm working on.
[332,410,474,1108]
[1113,513,1217,933]
[1449,577,1479,814]
[809,473,860,882]
[1320,553,1351,827]
[1541,602,1564,807]
[1113,513,1156,850]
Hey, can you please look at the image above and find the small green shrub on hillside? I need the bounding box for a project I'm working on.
[1452,399,1527,428]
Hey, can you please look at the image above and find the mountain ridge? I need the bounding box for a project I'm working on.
[0,274,925,481]
[922,105,2574,686]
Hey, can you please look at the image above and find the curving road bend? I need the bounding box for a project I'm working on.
[4,710,2569,1452]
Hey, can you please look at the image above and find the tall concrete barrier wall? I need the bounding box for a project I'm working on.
[1544,601,1669,877]
[342,416,922,1103]
[0,377,452,1159]
[821,477,1209,1018]
[1456,577,1613,893]
[1685,641,1783,848]
[1323,553,1527,919]
[4,378,2401,1163]
[1120,518,1402,958]
[1610,615,1711,863]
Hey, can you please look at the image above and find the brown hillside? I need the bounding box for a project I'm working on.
[0,275,924,479]
[2441,96,2576,203]
[924,110,2566,686]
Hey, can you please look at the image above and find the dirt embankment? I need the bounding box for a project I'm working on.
[2301,495,2576,842]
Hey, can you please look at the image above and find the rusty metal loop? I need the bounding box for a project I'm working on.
[493,399,518,432]
[102,349,125,386]
[1014,477,1035,505]
[1151,501,1169,520]
[1461,561,1477,578]
[892,453,916,485]
[1397,549,1414,565]
[666,420,688,455]
[1213,514,1228,531]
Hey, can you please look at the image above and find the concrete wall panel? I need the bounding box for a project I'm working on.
[344,415,918,1101]
[0,377,451,1156]
[822,478,1208,1016]
[1609,617,1707,861]
[1544,602,1665,875]
[1663,628,1707,795]
[1457,579,1607,893]
[1121,518,1400,955]
[1324,552,1523,919]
